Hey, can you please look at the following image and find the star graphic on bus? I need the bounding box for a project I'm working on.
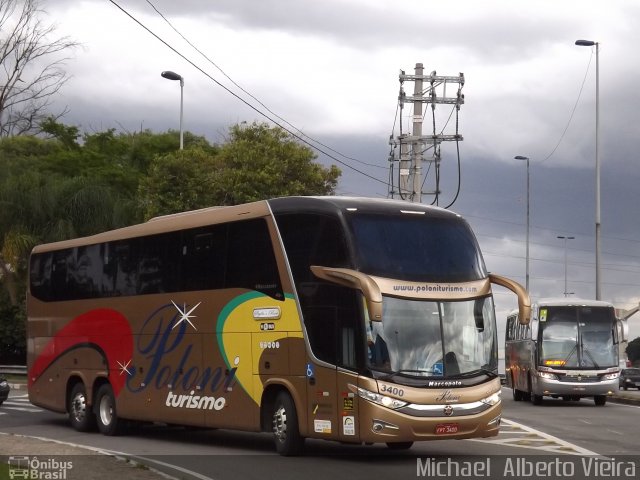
[171,300,201,331]
[117,359,132,376]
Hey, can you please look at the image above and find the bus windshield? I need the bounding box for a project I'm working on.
[539,306,617,369]
[348,213,486,282]
[368,296,497,379]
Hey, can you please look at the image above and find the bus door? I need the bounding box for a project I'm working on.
[303,300,364,442]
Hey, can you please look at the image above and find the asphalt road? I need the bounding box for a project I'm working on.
[2,386,640,480]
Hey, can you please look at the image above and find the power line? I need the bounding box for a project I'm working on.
[108,0,390,188]
[144,0,387,172]
[538,49,593,164]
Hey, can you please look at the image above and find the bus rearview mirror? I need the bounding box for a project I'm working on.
[489,273,531,325]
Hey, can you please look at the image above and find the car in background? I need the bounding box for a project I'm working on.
[0,376,10,405]
[619,368,640,390]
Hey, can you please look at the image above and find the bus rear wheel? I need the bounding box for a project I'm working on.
[95,384,124,436]
[68,383,96,432]
[272,392,304,456]
[512,387,524,401]
[594,395,607,406]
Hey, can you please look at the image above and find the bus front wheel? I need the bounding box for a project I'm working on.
[386,441,413,450]
[68,383,96,432]
[95,384,124,436]
[272,392,305,456]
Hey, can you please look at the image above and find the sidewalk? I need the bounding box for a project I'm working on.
[0,434,172,480]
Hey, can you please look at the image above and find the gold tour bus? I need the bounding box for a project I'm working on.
[27,196,530,455]
[505,297,626,406]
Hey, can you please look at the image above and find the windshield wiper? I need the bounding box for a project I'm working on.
[376,369,431,381]
[447,367,498,380]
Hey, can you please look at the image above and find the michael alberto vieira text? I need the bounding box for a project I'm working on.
[416,457,637,477]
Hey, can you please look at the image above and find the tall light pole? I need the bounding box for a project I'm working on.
[575,39,600,299]
[557,236,575,297]
[515,155,530,291]
[161,70,184,150]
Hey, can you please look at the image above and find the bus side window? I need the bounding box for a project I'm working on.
[30,253,53,301]
[227,219,284,300]
[182,226,227,292]
[51,249,72,300]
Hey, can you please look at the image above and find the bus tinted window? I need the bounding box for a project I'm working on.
[347,214,486,282]
[29,217,283,301]
[227,219,283,299]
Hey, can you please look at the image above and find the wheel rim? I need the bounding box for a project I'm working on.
[273,405,287,442]
[71,392,87,423]
[99,394,113,426]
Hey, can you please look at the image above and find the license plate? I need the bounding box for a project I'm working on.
[435,423,459,434]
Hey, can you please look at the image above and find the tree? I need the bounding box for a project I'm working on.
[138,147,221,219]
[0,0,78,136]
[138,122,341,218]
[627,337,640,365]
[215,122,340,206]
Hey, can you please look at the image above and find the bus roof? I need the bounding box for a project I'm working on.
[507,297,615,318]
[533,297,615,308]
[31,196,463,254]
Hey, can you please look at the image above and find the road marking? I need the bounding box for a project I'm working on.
[469,418,600,456]
[1,397,43,413]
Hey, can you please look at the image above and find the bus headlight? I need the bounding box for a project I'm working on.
[480,391,501,406]
[537,371,558,380]
[353,386,407,410]
[603,372,619,380]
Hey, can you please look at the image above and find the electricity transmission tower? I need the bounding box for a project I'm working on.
[388,63,464,205]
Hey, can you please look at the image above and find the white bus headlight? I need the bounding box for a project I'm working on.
[480,391,501,406]
[353,386,407,410]
[603,372,620,380]
[538,371,558,380]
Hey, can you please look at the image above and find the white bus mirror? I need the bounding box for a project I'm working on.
[489,273,531,325]
[310,266,383,321]
[618,319,629,343]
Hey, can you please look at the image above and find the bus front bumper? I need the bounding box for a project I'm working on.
[536,376,618,397]
[356,398,502,443]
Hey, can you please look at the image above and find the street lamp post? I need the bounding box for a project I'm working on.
[515,155,530,291]
[161,70,184,150]
[575,39,600,300]
[557,236,575,297]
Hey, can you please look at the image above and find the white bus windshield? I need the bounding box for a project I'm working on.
[368,296,497,379]
[539,306,616,369]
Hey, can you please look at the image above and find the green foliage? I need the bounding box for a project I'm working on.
[138,122,340,215]
[138,147,221,218]
[0,296,26,364]
[627,337,640,364]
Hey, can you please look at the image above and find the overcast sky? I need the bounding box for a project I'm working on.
[36,0,640,344]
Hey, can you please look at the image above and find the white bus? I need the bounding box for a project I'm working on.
[505,298,625,406]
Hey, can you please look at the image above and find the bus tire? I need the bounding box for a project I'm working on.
[95,384,124,436]
[386,441,413,450]
[68,383,96,432]
[512,387,523,401]
[272,391,304,456]
[594,395,607,406]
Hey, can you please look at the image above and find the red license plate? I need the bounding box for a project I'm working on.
[435,423,459,434]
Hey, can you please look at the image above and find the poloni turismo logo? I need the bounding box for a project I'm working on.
[8,456,73,479]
